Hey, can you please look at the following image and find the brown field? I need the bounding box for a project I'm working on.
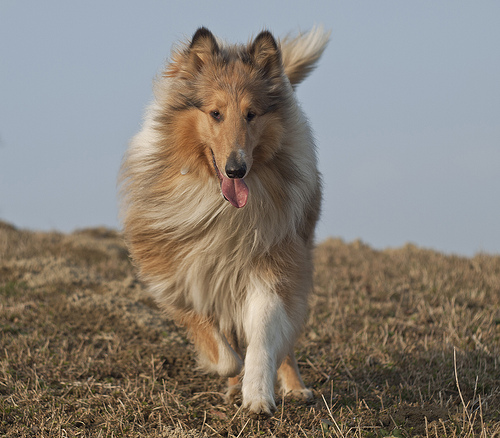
[1,220,500,437]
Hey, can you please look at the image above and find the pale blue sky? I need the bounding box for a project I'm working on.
[1,1,499,256]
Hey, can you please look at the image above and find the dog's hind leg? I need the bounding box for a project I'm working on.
[224,330,243,404]
[177,312,243,378]
[278,352,313,400]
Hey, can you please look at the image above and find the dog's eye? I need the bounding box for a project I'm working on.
[246,111,256,122]
[210,110,221,121]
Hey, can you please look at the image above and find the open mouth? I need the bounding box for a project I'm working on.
[211,150,249,208]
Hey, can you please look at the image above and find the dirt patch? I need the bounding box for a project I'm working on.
[1,222,500,437]
[378,403,450,436]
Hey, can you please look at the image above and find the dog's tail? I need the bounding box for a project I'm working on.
[280,25,330,88]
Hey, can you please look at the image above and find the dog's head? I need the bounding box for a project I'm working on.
[164,27,291,208]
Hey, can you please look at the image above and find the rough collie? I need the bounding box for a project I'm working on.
[120,26,329,418]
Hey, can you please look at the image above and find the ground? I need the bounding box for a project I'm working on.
[1,220,500,437]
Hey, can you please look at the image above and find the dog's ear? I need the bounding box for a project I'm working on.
[165,27,219,79]
[249,31,283,79]
[187,27,219,72]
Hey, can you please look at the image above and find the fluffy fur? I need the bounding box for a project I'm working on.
[119,26,329,418]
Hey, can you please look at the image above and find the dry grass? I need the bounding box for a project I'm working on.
[1,220,500,437]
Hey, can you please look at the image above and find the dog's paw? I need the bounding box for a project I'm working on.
[283,387,314,402]
[243,397,276,419]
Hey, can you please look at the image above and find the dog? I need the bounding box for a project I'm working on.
[119,26,329,418]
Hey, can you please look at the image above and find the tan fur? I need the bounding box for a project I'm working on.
[177,312,220,364]
[278,354,312,399]
[119,26,329,417]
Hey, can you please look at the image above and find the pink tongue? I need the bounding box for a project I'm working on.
[221,176,248,208]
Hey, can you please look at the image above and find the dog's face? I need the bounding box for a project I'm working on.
[164,28,290,207]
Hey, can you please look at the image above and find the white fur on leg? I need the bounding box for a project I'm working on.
[241,282,295,417]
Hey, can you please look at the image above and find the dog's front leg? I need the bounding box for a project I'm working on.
[242,287,294,418]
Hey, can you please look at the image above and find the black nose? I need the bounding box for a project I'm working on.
[225,153,247,179]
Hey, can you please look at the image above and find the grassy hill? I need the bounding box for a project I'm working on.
[1,221,500,437]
